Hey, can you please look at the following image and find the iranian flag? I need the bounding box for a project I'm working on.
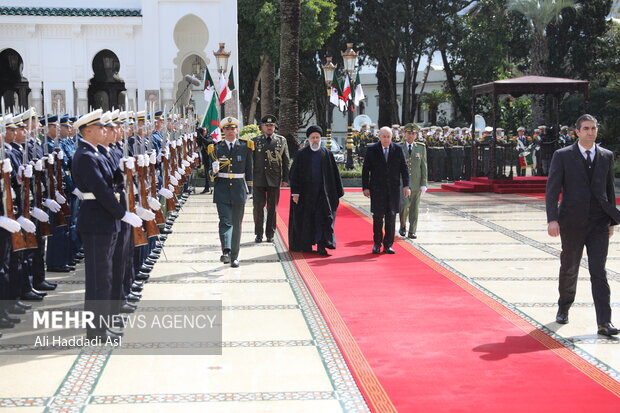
[218,72,231,105]
[201,92,221,142]
[203,68,216,102]
[329,71,346,112]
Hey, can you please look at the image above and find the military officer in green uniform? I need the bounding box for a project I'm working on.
[251,115,290,243]
[208,117,254,268]
[399,123,428,239]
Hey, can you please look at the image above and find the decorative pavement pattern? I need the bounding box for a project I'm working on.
[0,186,618,412]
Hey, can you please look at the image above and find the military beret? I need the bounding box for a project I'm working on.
[261,114,277,125]
[220,116,239,129]
[306,125,323,137]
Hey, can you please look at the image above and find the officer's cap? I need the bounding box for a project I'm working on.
[10,115,25,128]
[39,114,58,125]
[517,126,525,132]
[154,110,163,119]
[0,114,13,128]
[60,115,72,126]
[135,110,147,121]
[74,109,105,130]
[261,114,277,125]
[484,126,493,133]
[496,128,504,132]
[391,124,400,129]
[20,107,36,121]
[560,125,568,131]
[370,123,376,128]
[403,123,420,132]
[103,109,119,127]
[220,116,239,129]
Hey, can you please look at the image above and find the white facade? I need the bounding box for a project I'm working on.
[0,0,238,117]
[312,66,453,141]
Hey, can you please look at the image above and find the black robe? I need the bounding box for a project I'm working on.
[288,146,344,252]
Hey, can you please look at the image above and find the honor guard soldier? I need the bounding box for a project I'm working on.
[251,115,290,243]
[399,123,428,239]
[209,117,253,268]
[72,109,143,340]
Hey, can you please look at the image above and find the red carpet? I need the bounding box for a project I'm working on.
[276,191,620,412]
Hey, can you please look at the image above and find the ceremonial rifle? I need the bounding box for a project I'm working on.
[36,114,53,236]
[134,103,159,238]
[54,101,71,217]
[146,103,165,225]
[21,114,38,249]
[161,106,178,211]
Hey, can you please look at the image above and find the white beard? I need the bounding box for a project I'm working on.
[310,142,320,151]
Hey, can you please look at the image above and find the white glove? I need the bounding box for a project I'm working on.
[124,157,135,171]
[47,154,54,165]
[174,171,182,181]
[150,152,156,164]
[34,159,44,171]
[420,186,427,193]
[31,207,49,223]
[164,151,170,159]
[182,160,190,167]
[171,140,177,148]
[135,206,156,221]
[2,159,12,173]
[176,139,182,147]
[44,198,61,213]
[17,216,36,233]
[169,175,179,186]
[137,155,146,168]
[72,188,85,200]
[55,190,66,205]
[57,150,64,160]
[23,164,33,179]
[158,187,173,199]
[168,184,176,193]
[212,161,219,174]
[246,194,253,201]
[121,211,143,228]
[0,216,21,233]
[178,167,186,176]
[192,152,198,160]
[147,197,161,211]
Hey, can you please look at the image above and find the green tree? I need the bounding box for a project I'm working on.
[279,0,301,152]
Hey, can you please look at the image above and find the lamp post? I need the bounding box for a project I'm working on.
[322,57,336,150]
[213,42,231,118]
[341,43,357,170]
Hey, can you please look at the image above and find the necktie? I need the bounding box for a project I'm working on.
[229,142,234,152]
[384,147,389,161]
[585,150,592,169]
[408,144,412,155]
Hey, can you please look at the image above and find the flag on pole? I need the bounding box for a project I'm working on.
[342,75,352,104]
[218,72,231,105]
[201,92,221,142]
[354,71,365,107]
[228,66,236,93]
[329,71,346,112]
[203,68,216,102]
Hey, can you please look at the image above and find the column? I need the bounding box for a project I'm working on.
[74,82,89,115]
[29,83,43,114]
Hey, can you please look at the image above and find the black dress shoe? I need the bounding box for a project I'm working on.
[75,252,85,260]
[148,253,160,260]
[160,227,173,234]
[220,250,231,264]
[140,266,153,273]
[16,301,32,310]
[255,235,262,243]
[372,244,381,254]
[120,303,136,313]
[135,272,150,281]
[2,312,20,323]
[0,318,15,328]
[407,233,417,239]
[8,305,26,315]
[47,266,72,273]
[597,322,618,337]
[231,260,239,268]
[398,227,406,237]
[384,247,396,254]
[21,291,44,301]
[131,284,143,293]
[266,236,274,243]
[556,309,569,324]
[113,317,126,328]
[152,247,162,254]
[127,293,141,302]
[34,280,57,291]
[144,258,156,266]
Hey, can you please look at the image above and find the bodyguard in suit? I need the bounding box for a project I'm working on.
[399,123,428,239]
[546,114,618,337]
[251,115,290,243]
[72,109,142,340]
[362,126,411,254]
[209,117,253,268]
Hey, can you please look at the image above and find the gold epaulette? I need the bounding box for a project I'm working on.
[246,139,255,151]
[415,141,426,146]
[207,144,214,155]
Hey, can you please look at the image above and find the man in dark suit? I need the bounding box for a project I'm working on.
[362,126,411,254]
[546,114,618,337]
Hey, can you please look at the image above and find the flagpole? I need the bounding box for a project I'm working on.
[342,43,358,170]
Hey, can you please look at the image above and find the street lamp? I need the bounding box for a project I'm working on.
[322,56,336,150]
[341,43,357,170]
[213,42,231,117]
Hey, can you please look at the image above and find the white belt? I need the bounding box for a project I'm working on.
[82,192,121,201]
[217,173,245,179]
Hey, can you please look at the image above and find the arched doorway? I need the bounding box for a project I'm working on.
[0,48,30,110]
[176,54,206,107]
[88,50,126,111]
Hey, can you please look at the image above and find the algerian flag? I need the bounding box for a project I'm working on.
[218,72,231,105]
[228,66,235,93]
[201,92,221,142]
[203,68,216,102]
[342,75,352,103]
[329,71,346,112]
[354,71,365,106]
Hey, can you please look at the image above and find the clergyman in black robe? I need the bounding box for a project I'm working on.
[289,126,344,255]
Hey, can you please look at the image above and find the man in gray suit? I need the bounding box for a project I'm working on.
[546,114,618,337]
